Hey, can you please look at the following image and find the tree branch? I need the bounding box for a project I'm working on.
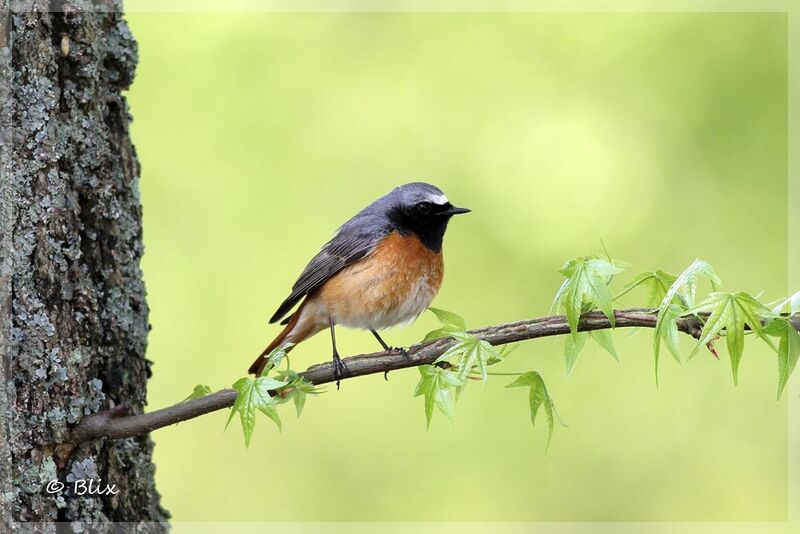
[67,308,798,444]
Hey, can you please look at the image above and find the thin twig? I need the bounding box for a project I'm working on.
[66,308,796,445]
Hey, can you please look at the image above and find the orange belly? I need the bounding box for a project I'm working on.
[293,232,444,334]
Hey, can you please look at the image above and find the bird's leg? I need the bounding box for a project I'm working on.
[370,329,409,356]
[370,329,410,381]
[329,317,348,389]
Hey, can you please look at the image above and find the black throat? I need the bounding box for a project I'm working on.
[388,207,450,253]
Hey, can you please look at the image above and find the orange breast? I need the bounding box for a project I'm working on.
[314,231,444,329]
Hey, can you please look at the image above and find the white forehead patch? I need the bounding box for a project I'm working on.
[426,193,449,205]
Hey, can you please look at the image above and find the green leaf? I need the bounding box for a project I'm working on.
[428,307,466,330]
[619,270,677,308]
[551,279,570,315]
[506,371,558,449]
[658,260,721,312]
[653,303,683,384]
[260,344,294,375]
[414,365,464,428]
[434,333,505,381]
[422,324,463,342]
[227,375,287,446]
[275,371,323,418]
[765,317,800,399]
[184,384,213,401]
[424,308,468,341]
[772,291,800,315]
[652,260,720,381]
[590,329,619,362]
[554,256,625,338]
[685,291,775,385]
[564,331,588,374]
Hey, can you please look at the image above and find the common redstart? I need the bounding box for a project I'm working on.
[248,182,470,382]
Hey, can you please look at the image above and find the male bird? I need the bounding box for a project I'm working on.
[248,182,470,382]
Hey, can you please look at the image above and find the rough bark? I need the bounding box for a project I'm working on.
[1,0,167,530]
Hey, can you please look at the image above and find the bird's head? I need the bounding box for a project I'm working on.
[385,182,470,252]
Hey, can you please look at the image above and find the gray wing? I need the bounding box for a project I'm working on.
[268,225,388,324]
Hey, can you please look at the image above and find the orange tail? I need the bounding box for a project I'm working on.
[248,308,303,376]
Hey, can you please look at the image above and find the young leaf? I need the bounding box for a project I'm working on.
[619,269,677,308]
[414,365,464,428]
[551,279,570,315]
[424,308,468,341]
[293,389,307,417]
[564,331,588,374]
[790,293,800,314]
[184,384,213,401]
[652,303,682,385]
[652,260,720,381]
[434,333,506,381]
[423,324,463,342]
[555,256,625,337]
[590,329,619,362]
[227,375,287,446]
[289,378,320,417]
[764,317,800,399]
[261,344,294,375]
[506,371,559,449]
[658,260,721,312]
[772,291,800,315]
[275,370,323,417]
[685,291,775,385]
[428,307,466,330]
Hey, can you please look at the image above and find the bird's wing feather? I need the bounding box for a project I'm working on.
[268,227,388,324]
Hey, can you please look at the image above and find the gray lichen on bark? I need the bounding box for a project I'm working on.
[2,0,167,530]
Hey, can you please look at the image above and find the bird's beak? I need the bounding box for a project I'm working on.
[441,206,471,216]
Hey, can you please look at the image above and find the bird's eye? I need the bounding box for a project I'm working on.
[417,202,432,215]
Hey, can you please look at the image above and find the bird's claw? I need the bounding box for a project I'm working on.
[332,353,349,389]
[390,346,410,358]
[382,347,410,381]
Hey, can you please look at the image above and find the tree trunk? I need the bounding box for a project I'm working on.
[1,1,167,530]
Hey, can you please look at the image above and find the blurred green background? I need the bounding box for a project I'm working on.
[124,12,788,522]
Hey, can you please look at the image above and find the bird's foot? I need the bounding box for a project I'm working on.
[332,353,349,390]
[383,347,411,381]
[390,346,410,358]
